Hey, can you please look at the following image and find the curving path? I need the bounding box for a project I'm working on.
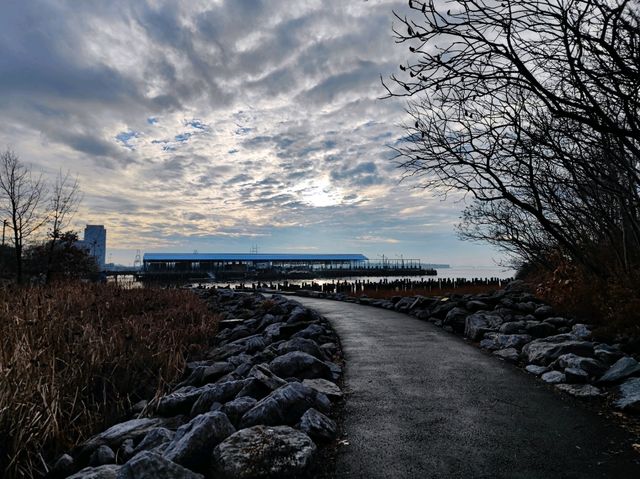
[292,296,640,479]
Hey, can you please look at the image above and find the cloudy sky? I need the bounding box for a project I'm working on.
[0,0,505,268]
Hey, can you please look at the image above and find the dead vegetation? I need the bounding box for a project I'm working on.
[0,282,219,478]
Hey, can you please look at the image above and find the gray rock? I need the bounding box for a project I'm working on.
[291,324,325,340]
[442,306,469,332]
[213,425,316,479]
[480,334,532,351]
[68,465,120,479]
[89,445,115,467]
[525,364,549,376]
[234,378,271,401]
[614,377,640,412]
[464,312,504,341]
[81,418,170,456]
[555,384,603,398]
[594,344,625,364]
[598,356,640,384]
[249,364,288,391]
[571,324,592,340]
[297,408,337,442]
[465,300,488,312]
[319,342,338,358]
[541,371,566,384]
[276,337,324,359]
[133,428,174,455]
[221,396,258,426]
[269,351,332,380]
[117,451,203,479]
[51,453,75,477]
[240,382,330,428]
[493,348,519,363]
[564,367,589,383]
[551,353,606,377]
[189,380,250,416]
[498,321,527,335]
[302,378,343,400]
[525,321,557,338]
[117,439,135,463]
[163,411,235,470]
[543,317,573,328]
[534,305,554,319]
[522,336,594,366]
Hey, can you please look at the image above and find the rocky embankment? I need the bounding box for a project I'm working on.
[297,281,640,414]
[50,290,344,479]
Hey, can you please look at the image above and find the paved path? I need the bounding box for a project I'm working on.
[293,296,640,479]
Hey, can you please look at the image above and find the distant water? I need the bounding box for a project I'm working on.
[436,266,515,280]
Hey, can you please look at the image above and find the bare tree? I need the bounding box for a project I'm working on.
[386,0,640,277]
[0,149,47,283]
[45,171,81,283]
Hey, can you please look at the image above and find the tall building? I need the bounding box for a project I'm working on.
[83,225,106,269]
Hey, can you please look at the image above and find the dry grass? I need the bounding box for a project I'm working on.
[0,282,220,478]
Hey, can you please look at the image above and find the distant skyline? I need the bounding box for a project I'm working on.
[1,0,507,268]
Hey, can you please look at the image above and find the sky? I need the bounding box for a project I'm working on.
[0,0,507,268]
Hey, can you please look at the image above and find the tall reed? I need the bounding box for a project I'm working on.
[0,282,219,478]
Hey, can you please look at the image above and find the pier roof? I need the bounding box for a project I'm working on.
[143,253,368,262]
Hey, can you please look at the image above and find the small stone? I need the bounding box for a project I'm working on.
[571,324,592,340]
[555,384,603,398]
[534,305,554,319]
[297,408,337,442]
[525,364,549,376]
[89,445,115,466]
[493,348,519,363]
[133,428,174,455]
[118,439,135,462]
[213,425,316,479]
[541,371,566,384]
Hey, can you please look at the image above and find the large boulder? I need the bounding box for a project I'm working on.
[551,353,606,377]
[614,378,640,412]
[597,356,640,384]
[212,426,316,479]
[442,307,469,332]
[249,364,288,391]
[67,465,120,479]
[221,397,258,427]
[117,451,203,479]
[464,313,504,341]
[492,348,519,363]
[189,380,251,416]
[276,337,324,359]
[240,382,330,428]
[163,411,235,470]
[480,334,532,351]
[133,428,174,455]
[302,378,343,401]
[269,351,332,380]
[522,335,594,366]
[80,418,176,458]
[541,371,566,384]
[555,384,603,398]
[297,408,337,442]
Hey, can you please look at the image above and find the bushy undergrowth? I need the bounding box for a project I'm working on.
[524,258,640,350]
[0,283,220,478]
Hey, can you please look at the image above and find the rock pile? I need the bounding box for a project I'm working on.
[299,281,640,414]
[50,290,343,479]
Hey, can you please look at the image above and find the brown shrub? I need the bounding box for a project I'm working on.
[0,282,219,478]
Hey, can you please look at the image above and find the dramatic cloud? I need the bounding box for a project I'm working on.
[0,0,505,267]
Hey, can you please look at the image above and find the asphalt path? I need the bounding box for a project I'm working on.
[292,296,640,479]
